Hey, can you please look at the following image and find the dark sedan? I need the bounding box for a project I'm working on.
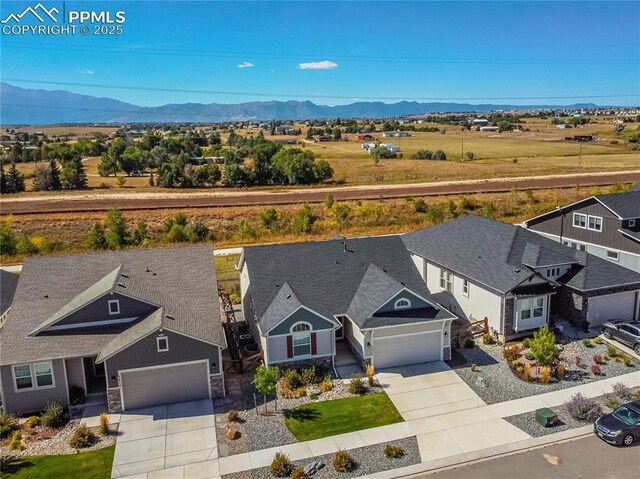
[594,401,640,446]
[601,320,640,355]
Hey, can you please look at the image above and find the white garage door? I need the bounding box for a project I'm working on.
[373,332,441,369]
[120,361,210,411]
[588,292,637,327]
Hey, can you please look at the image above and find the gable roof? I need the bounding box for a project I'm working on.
[0,270,19,316]
[0,245,224,365]
[242,235,453,332]
[258,283,307,333]
[403,215,640,295]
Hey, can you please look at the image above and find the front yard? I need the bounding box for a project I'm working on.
[0,446,114,479]
[284,392,403,441]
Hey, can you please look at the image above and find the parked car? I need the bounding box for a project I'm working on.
[130,170,143,177]
[601,320,640,355]
[594,401,640,446]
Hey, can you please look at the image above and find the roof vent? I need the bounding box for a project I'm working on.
[275,284,280,288]
[117,282,126,288]
[286,294,291,299]
[382,268,387,273]
[514,269,521,273]
[146,267,150,273]
[400,282,405,286]
[121,273,129,279]
[44,294,49,298]
[152,273,157,276]
[166,315,175,321]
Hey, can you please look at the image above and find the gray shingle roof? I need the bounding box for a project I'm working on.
[0,270,19,316]
[243,235,453,332]
[403,215,640,294]
[0,245,224,365]
[619,228,640,243]
[595,190,640,219]
[259,283,305,333]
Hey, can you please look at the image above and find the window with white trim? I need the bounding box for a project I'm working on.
[34,362,53,387]
[462,279,469,297]
[394,298,411,310]
[629,219,636,228]
[440,269,453,292]
[587,215,602,232]
[291,323,311,356]
[12,361,54,391]
[108,299,120,315]
[13,365,32,390]
[573,213,587,228]
[519,297,545,320]
[157,336,169,352]
[606,250,619,261]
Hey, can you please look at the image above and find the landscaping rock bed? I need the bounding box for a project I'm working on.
[448,339,637,404]
[215,373,384,456]
[221,437,420,479]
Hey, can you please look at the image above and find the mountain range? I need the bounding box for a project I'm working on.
[0,83,599,125]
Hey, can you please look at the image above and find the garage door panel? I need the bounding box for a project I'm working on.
[588,292,636,327]
[121,361,210,411]
[374,332,441,369]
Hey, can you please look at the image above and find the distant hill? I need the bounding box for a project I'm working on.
[0,83,599,124]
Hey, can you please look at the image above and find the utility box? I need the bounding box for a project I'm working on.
[535,408,559,427]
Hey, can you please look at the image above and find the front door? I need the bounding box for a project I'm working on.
[336,317,345,340]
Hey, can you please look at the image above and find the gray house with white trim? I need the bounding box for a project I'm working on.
[0,246,226,415]
[238,236,457,370]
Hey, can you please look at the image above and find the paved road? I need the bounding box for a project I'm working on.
[1,171,638,215]
[418,435,639,479]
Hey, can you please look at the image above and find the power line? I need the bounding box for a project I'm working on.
[4,78,639,102]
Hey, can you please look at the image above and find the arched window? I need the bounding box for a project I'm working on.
[394,298,412,310]
[291,322,311,356]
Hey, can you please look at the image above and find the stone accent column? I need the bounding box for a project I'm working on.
[107,388,122,413]
[210,374,225,398]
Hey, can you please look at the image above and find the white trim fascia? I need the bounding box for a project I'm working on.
[618,229,640,246]
[368,286,440,318]
[62,358,70,406]
[45,317,138,331]
[360,317,451,331]
[524,195,624,224]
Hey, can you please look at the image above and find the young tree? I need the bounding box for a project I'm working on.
[331,202,350,224]
[253,365,281,413]
[0,164,6,193]
[4,161,25,193]
[530,326,559,366]
[260,207,279,228]
[133,220,148,245]
[84,222,108,250]
[105,207,129,249]
[292,204,315,234]
[0,221,18,256]
[61,158,87,189]
[49,159,62,190]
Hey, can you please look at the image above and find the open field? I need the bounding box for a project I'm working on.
[2,125,117,137]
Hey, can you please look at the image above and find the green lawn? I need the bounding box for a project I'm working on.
[0,446,114,479]
[284,392,403,441]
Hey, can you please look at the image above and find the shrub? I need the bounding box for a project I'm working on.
[525,351,535,361]
[25,415,40,428]
[523,363,532,382]
[592,336,603,345]
[503,344,522,362]
[333,450,356,473]
[291,466,308,479]
[604,355,610,361]
[540,366,551,384]
[270,452,292,477]
[591,364,602,375]
[482,333,494,345]
[635,390,640,400]
[606,345,617,358]
[284,369,303,390]
[99,413,109,435]
[582,338,593,348]
[565,393,602,421]
[529,326,559,366]
[309,392,319,400]
[604,393,620,410]
[40,401,65,428]
[593,354,603,365]
[522,338,531,348]
[69,423,95,448]
[320,376,333,393]
[0,412,17,439]
[623,355,633,367]
[612,382,633,400]
[9,431,23,451]
[384,444,405,459]
[464,338,475,348]
[349,375,366,395]
[556,362,566,380]
[227,410,239,422]
[366,364,375,387]
[511,359,520,367]
[301,366,317,386]
[575,356,582,367]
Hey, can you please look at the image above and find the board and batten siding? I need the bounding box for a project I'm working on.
[104,330,220,389]
[267,308,334,336]
[0,359,68,414]
[267,329,333,363]
[375,290,432,314]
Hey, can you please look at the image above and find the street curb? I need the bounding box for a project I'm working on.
[362,425,594,478]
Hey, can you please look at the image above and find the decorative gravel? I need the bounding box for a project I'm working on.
[448,339,637,405]
[221,437,420,479]
[215,373,385,456]
[504,387,640,437]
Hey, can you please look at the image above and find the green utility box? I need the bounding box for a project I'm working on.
[535,408,559,427]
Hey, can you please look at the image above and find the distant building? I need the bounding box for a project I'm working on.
[472,119,489,127]
[382,131,410,138]
[312,135,331,142]
[556,124,573,129]
[480,126,499,132]
[565,135,594,142]
[357,133,375,142]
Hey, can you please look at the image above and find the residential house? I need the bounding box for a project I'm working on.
[524,189,640,272]
[403,215,640,340]
[357,133,375,142]
[480,126,499,132]
[472,119,489,127]
[238,236,457,370]
[0,270,19,327]
[0,246,226,414]
[382,131,410,138]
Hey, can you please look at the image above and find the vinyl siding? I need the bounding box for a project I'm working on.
[344,318,370,358]
[1,359,67,414]
[268,308,335,336]
[266,329,333,363]
[105,330,220,389]
[374,290,432,314]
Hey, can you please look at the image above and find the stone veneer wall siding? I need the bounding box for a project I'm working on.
[210,374,225,398]
[272,356,333,373]
[557,283,640,326]
[107,388,122,413]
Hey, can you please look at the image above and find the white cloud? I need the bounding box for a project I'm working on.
[237,61,254,69]
[297,60,338,70]
[83,69,95,75]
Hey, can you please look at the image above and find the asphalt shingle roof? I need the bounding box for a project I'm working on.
[0,270,19,316]
[595,191,640,219]
[0,245,224,365]
[243,235,452,332]
[402,215,640,294]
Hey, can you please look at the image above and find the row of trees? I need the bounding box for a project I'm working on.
[412,149,447,160]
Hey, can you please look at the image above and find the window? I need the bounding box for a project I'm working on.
[13,365,32,390]
[587,215,602,232]
[629,219,636,228]
[520,297,545,321]
[440,269,453,292]
[291,323,311,356]
[606,250,619,261]
[573,213,587,228]
[108,299,120,315]
[394,298,411,310]
[34,362,53,387]
[462,279,469,297]
[157,336,169,352]
[578,244,586,251]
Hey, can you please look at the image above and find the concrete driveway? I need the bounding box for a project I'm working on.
[111,399,219,479]
[376,361,486,421]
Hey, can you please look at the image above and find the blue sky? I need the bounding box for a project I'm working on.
[1,1,639,106]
